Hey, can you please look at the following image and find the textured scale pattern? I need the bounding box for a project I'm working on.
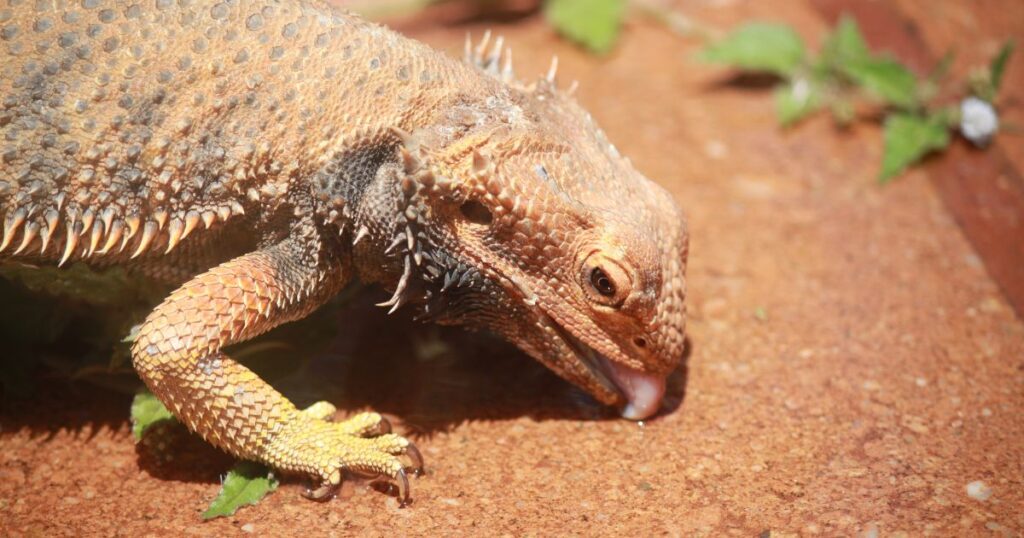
[1,0,689,504]
[0,0,463,265]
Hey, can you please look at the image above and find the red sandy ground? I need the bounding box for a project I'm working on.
[1,0,1022,535]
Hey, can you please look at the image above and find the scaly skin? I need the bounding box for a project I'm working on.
[0,0,688,504]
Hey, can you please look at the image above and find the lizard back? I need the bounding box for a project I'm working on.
[0,0,471,267]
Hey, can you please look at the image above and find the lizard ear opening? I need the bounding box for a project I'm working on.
[460,200,493,226]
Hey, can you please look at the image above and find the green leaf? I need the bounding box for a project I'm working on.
[842,56,919,108]
[990,41,1014,91]
[130,390,175,440]
[700,22,806,76]
[202,461,279,520]
[775,78,820,126]
[879,112,951,182]
[919,51,955,102]
[818,15,919,108]
[821,14,869,66]
[544,0,625,54]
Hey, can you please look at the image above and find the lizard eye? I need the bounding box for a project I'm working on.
[590,267,616,296]
[580,253,632,307]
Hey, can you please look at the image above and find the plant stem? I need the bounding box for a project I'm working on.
[629,0,719,41]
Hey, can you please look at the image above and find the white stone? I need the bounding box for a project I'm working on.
[960,97,999,147]
[966,480,992,501]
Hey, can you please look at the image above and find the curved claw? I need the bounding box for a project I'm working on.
[302,480,340,502]
[395,468,410,507]
[404,442,425,477]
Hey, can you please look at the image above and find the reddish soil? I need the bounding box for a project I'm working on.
[2,1,1022,535]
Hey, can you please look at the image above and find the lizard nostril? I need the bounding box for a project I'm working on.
[460,200,492,226]
[633,337,647,349]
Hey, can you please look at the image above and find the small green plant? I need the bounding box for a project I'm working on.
[346,0,628,53]
[202,461,279,520]
[130,390,278,519]
[701,16,1014,182]
[544,0,625,54]
[349,0,706,57]
[130,391,176,440]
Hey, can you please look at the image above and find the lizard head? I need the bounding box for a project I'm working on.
[339,35,690,420]
[398,70,689,420]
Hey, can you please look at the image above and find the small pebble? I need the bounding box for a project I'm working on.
[979,297,1002,313]
[240,523,255,533]
[704,140,727,160]
[966,480,992,501]
[862,380,881,392]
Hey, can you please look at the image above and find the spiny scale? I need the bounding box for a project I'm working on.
[59,223,79,267]
[0,202,228,264]
[465,31,567,88]
[14,222,38,255]
[1,209,26,252]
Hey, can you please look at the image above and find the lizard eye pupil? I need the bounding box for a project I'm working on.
[590,267,616,297]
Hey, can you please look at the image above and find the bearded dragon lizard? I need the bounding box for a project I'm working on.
[0,0,689,504]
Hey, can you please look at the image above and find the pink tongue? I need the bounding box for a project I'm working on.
[604,361,666,420]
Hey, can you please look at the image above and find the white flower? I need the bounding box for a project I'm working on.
[960,96,999,147]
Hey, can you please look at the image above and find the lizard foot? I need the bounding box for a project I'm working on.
[301,403,394,437]
[276,413,422,505]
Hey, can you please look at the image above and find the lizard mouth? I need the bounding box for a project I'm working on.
[495,273,665,419]
[548,320,666,420]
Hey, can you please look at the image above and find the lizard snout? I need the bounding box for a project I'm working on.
[603,359,666,420]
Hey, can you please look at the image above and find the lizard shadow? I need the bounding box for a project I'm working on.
[0,286,692,487]
[274,290,692,438]
[383,0,542,32]
[278,292,608,434]
[133,289,691,485]
[701,72,785,93]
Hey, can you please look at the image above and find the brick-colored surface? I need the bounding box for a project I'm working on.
[2,1,1021,535]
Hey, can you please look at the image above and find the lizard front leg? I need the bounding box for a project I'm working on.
[130,236,421,503]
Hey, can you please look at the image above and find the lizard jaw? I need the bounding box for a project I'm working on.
[497,273,665,419]
[557,325,666,420]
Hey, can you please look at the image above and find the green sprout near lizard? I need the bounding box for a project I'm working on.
[700,16,1014,182]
